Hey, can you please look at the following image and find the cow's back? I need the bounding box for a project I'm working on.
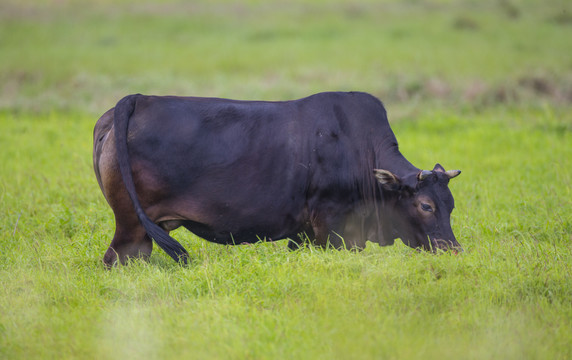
[125,91,392,192]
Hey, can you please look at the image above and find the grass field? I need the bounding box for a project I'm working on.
[1,1,571,359]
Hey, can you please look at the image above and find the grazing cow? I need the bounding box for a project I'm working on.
[93,92,461,265]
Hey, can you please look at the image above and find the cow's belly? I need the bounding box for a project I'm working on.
[181,219,301,245]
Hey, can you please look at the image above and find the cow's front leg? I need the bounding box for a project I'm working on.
[310,212,346,249]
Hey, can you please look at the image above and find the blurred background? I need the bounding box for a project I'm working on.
[1,0,571,115]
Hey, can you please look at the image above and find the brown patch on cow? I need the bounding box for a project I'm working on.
[94,109,164,266]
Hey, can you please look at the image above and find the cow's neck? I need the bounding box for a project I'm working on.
[377,140,419,179]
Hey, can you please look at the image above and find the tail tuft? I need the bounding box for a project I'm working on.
[139,216,189,264]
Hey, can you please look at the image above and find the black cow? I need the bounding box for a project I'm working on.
[93,92,461,266]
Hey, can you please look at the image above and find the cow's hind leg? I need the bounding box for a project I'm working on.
[103,216,153,266]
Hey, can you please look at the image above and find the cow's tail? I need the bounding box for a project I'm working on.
[113,94,190,264]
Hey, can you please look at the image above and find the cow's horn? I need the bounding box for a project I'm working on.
[446,169,461,179]
[418,170,432,181]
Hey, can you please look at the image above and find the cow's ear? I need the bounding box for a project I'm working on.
[433,163,446,172]
[374,169,401,187]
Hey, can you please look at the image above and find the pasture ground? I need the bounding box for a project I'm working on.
[1,1,571,359]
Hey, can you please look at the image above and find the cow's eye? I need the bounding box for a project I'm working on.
[421,203,433,212]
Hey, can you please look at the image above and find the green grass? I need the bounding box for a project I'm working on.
[1,1,572,359]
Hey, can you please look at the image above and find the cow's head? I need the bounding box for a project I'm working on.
[374,164,462,252]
